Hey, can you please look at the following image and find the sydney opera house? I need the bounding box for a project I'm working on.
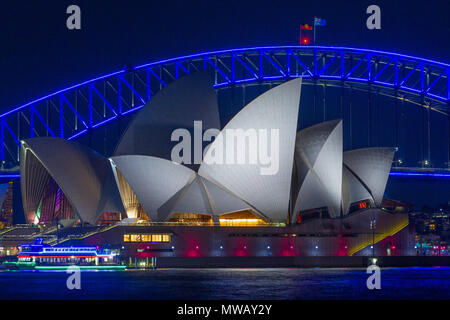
[16,73,414,262]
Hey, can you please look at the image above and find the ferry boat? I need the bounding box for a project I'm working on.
[3,238,126,270]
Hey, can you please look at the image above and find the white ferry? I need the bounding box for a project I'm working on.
[4,238,126,270]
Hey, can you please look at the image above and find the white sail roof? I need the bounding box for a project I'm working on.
[341,165,373,215]
[20,138,124,225]
[110,155,196,221]
[114,72,221,171]
[201,177,252,215]
[343,147,395,207]
[169,176,213,215]
[293,120,343,220]
[199,78,302,223]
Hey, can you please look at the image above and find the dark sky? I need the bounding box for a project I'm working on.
[0,0,448,111]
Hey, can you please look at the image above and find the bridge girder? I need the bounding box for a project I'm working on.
[0,46,448,167]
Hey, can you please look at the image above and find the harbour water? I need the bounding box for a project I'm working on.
[0,267,449,300]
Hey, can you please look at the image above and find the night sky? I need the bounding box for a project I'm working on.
[0,0,449,209]
[0,0,448,110]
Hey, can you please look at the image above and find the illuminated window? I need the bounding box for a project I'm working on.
[151,234,162,242]
[219,210,267,227]
[130,234,141,242]
[123,234,171,243]
[168,213,213,225]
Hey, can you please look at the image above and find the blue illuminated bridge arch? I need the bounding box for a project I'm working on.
[0,45,449,178]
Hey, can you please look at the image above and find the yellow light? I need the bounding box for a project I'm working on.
[219,218,265,226]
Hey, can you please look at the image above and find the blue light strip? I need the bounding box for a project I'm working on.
[2,45,448,120]
[390,172,450,178]
[67,128,88,141]
[206,57,231,82]
[0,45,446,149]
[62,96,88,129]
[288,50,313,76]
[371,58,393,81]
[91,85,118,116]
[426,71,445,93]
[314,49,318,76]
[148,68,166,87]
[398,64,418,86]
[131,46,450,71]
[3,121,20,146]
[318,55,337,76]
[0,174,21,178]
[0,69,125,119]
[31,105,56,137]
[345,54,367,79]
[176,61,190,77]
[261,51,287,77]
[120,76,146,105]
[234,54,259,79]
[121,104,145,116]
[1,171,449,179]
[92,115,117,128]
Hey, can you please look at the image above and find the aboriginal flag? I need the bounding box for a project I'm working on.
[300,23,313,30]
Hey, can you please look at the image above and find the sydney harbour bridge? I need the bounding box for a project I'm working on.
[0,46,449,183]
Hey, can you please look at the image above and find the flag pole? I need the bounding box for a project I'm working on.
[313,17,316,44]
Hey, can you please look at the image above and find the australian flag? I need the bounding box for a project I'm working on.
[314,17,326,26]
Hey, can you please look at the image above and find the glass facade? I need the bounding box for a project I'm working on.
[123,233,171,243]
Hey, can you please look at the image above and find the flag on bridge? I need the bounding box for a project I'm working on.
[300,23,313,30]
[314,17,326,26]
[313,17,326,44]
[299,23,313,45]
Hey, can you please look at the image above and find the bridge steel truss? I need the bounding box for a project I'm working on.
[1,46,449,169]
